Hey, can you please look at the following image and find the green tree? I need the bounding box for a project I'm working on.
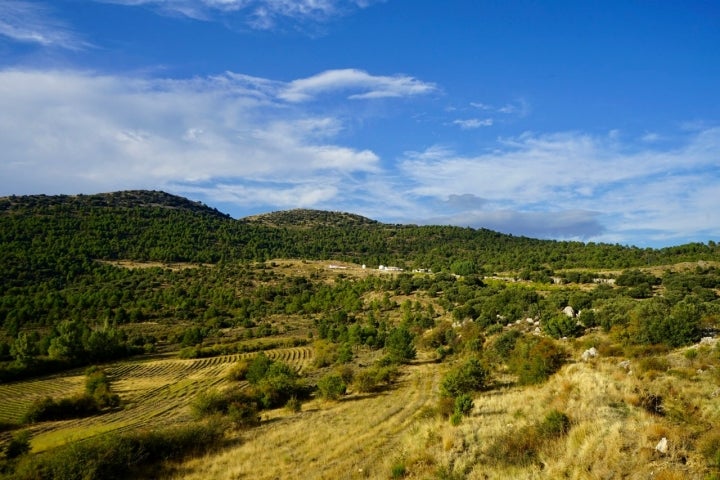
[48,319,86,361]
[10,332,35,367]
[385,326,416,363]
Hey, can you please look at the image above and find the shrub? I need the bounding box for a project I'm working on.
[491,329,521,359]
[255,361,303,408]
[285,396,302,413]
[85,368,120,408]
[436,397,455,419]
[22,394,99,423]
[4,430,31,459]
[537,409,571,438]
[440,357,488,397]
[353,364,399,393]
[543,314,582,338]
[317,373,346,400]
[246,352,273,385]
[191,389,230,418]
[226,359,249,381]
[486,425,540,467]
[508,336,566,385]
[391,461,407,478]
[227,400,261,428]
[11,421,225,480]
[454,393,474,416]
[485,410,571,467]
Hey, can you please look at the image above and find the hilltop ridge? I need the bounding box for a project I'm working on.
[0,190,230,219]
[243,208,379,228]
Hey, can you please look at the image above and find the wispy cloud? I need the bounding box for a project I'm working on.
[279,69,437,102]
[400,129,720,244]
[0,1,88,49]
[471,98,530,118]
[96,0,381,30]
[0,68,395,207]
[452,118,493,129]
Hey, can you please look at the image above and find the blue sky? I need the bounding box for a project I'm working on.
[1,1,719,247]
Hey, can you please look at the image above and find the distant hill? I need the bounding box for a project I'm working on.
[0,190,230,219]
[1,190,719,278]
[244,209,379,228]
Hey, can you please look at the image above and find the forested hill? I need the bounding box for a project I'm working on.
[245,209,379,228]
[1,190,719,282]
[0,190,230,219]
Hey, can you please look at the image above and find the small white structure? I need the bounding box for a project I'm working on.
[378,265,403,272]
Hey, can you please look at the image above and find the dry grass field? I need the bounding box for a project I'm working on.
[155,339,720,480]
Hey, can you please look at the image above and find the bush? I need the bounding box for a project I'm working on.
[508,336,566,385]
[491,329,521,359]
[85,368,120,408]
[543,314,582,338]
[22,394,99,423]
[353,364,399,393]
[440,357,488,397]
[317,373,346,400]
[485,425,540,467]
[245,352,273,385]
[227,400,261,428]
[454,394,474,416]
[698,428,720,467]
[4,430,30,459]
[537,409,571,438]
[226,359,249,381]
[11,421,225,480]
[255,361,303,408]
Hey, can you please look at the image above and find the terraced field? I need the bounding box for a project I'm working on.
[0,346,314,452]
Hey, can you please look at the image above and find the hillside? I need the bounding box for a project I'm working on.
[0,190,230,219]
[244,208,379,228]
[2,190,718,273]
[0,191,720,479]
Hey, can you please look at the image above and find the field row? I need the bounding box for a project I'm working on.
[0,347,314,452]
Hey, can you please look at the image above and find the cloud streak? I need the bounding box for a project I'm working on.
[96,0,380,30]
[0,69,383,197]
[0,1,88,49]
[400,129,720,244]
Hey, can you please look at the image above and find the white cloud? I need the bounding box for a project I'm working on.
[0,1,88,49]
[0,69,380,202]
[452,118,493,129]
[400,129,720,243]
[279,69,437,102]
[96,0,380,29]
[470,98,530,118]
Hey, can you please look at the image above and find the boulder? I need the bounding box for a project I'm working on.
[655,437,668,454]
[581,347,598,361]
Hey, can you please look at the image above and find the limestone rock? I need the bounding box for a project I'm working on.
[581,347,598,361]
[655,437,668,454]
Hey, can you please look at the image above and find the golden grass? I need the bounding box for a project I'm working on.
[154,334,720,479]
